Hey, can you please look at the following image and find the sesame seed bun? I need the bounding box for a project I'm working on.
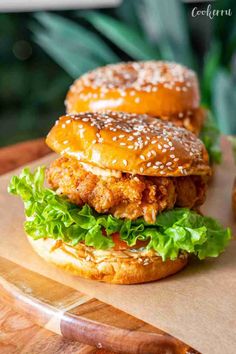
[27,237,188,284]
[65,61,201,133]
[160,107,206,135]
[46,112,210,177]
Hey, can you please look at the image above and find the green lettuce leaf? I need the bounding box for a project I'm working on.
[200,110,222,164]
[8,167,231,261]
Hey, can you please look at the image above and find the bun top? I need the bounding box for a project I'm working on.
[66,61,200,117]
[46,112,210,177]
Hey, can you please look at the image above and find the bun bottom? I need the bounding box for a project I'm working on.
[27,237,188,284]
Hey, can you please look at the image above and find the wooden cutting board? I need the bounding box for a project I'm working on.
[0,256,197,354]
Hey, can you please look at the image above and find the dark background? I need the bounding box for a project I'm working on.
[0,0,235,147]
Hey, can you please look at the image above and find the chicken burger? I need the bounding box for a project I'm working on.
[66,61,221,163]
[9,112,230,284]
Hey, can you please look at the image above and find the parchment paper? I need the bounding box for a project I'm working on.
[0,137,236,354]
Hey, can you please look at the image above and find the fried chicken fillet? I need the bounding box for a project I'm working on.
[47,156,207,224]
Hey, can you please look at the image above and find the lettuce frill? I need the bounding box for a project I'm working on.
[8,167,231,261]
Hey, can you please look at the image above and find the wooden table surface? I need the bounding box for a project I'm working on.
[0,302,112,354]
[0,138,108,354]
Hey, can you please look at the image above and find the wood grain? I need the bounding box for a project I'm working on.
[0,302,114,354]
[0,138,50,175]
[0,256,198,354]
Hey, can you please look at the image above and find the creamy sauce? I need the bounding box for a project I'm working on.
[80,162,122,178]
[61,149,122,178]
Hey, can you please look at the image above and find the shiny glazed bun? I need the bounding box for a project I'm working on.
[160,107,206,135]
[46,111,210,177]
[28,237,188,284]
[66,61,200,118]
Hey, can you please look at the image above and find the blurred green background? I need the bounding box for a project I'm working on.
[0,0,235,147]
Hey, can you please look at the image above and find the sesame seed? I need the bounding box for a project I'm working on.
[63,147,70,153]
[133,131,140,136]
[151,150,156,156]
[58,109,206,176]
[76,61,196,95]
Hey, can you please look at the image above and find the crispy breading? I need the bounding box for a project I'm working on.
[47,156,207,224]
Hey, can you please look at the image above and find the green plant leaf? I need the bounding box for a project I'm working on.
[212,69,236,134]
[33,12,119,77]
[115,0,140,29]
[35,13,119,63]
[199,110,222,164]
[34,30,102,78]
[136,0,194,67]
[84,11,159,60]
[201,41,221,107]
